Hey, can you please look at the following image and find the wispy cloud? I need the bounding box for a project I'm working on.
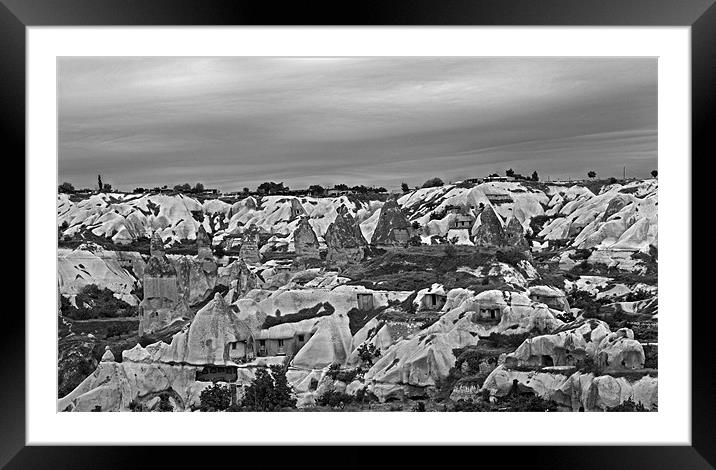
[58,57,657,191]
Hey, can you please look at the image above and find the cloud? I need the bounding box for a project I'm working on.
[58,57,657,190]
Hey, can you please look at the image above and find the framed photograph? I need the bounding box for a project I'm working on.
[4,0,710,467]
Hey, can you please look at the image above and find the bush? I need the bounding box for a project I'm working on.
[566,286,608,318]
[354,387,377,404]
[128,399,144,412]
[357,342,381,366]
[622,288,653,302]
[60,285,138,320]
[578,355,601,375]
[643,345,658,369]
[199,383,232,411]
[240,365,296,411]
[452,399,493,412]
[453,348,483,375]
[347,307,386,335]
[495,249,529,267]
[317,390,355,408]
[607,398,649,412]
[501,392,559,411]
[569,248,592,261]
[486,332,531,349]
[555,311,576,323]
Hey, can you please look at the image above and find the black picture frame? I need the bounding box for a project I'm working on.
[2,0,710,468]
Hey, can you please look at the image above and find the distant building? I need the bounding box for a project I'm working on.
[255,322,314,357]
[325,188,349,197]
[462,178,483,185]
[421,292,447,311]
[528,286,570,312]
[356,292,375,311]
[483,176,508,182]
[471,300,505,322]
[447,205,476,230]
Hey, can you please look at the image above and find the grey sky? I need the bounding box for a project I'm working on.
[58,57,657,191]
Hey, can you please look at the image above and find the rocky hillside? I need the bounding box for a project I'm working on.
[57,178,658,412]
[58,179,657,254]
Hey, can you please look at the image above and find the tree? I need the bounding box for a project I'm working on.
[102,183,112,192]
[240,365,296,411]
[505,168,515,177]
[243,187,250,193]
[58,182,75,194]
[651,170,658,178]
[174,183,192,193]
[401,182,410,193]
[199,383,232,411]
[421,177,444,188]
[97,175,103,191]
[334,183,349,191]
[193,182,205,193]
[308,184,325,195]
[257,181,288,195]
[587,171,597,179]
[158,393,174,412]
[531,171,539,181]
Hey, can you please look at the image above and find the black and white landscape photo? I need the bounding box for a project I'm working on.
[57,57,658,413]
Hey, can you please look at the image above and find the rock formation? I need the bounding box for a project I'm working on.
[370,197,413,247]
[481,366,657,411]
[293,217,320,259]
[291,313,353,369]
[290,198,307,219]
[505,216,529,249]
[363,289,565,401]
[325,209,367,266]
[195,225,218,277]
[472,205,507,248]
[504,318,611,369]
[221,258,259,302]
[528,285,570,312]
[596,328,645,370]
[138,232,190,336]
[152,293,256,366]
[100,346,115,362]
[238,225,261,264]
[58,245,145,305]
